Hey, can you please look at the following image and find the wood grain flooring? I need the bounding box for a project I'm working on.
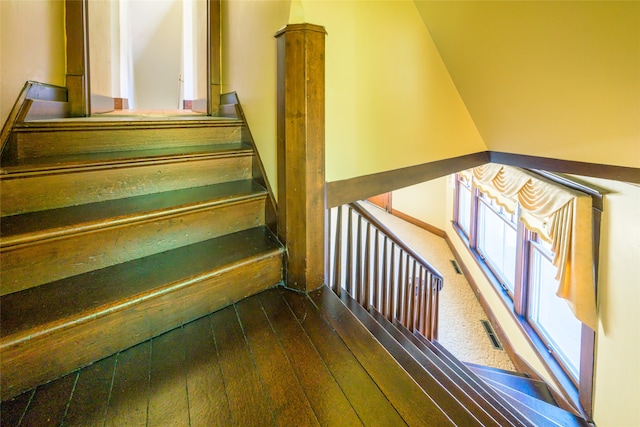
[1,287,452,426]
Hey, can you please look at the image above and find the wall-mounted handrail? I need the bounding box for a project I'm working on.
[327,201,443,340]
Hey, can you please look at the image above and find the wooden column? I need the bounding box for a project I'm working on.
[275,24,326,292]
[65,0,90,117]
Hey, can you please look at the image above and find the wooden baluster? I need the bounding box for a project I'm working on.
[346,207,353,296]
[382,236,389,319]
[409,259,416,331]
[403,254,410,327]
[418,267,427,335]
[363,222,371,308]
[432,277,441,340]
[414,266,420,333]
[400,253,407,326]
[333,205,343,296]
[373,229,380,311]
[327,207,332,291]
[388,244,396,321]
[424,272,433,340]
[355,215,362,304]
[396,249,404,323]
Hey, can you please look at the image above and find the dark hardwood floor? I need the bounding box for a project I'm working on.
[1,287,454,426]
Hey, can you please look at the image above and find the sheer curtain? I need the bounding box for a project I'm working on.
[470,164,596,330]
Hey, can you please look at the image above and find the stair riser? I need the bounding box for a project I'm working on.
[13,125,242,159]
[1,155,252,216]
[0,198,266,295]
[0,252,283,401]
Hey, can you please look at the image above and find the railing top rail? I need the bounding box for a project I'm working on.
[347,201,444,281]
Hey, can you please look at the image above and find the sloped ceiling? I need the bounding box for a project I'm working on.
[414,1,639,169]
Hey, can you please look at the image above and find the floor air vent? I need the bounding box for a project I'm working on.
[450,260,462,275]
[480,320,504,350]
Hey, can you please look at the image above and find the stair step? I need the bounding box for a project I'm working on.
[467,363,557,404]
[1,142,252,173]
[487,380,589,427]
[426,338,580,427]
[328,292,485,425]
[309,286,454,427]
[1,147,253,216]
[466,362,531,378]
[10,119,244,159]
[1,180,267,295]
[370,309,522,426]
[378,314,527,427]
[415,334,543,425]
[0,226,284,400]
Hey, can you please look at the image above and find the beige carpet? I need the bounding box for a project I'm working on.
[362,202,516,372]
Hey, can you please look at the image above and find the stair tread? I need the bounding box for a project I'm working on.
[0,226,283,342]
[1,180,265,244]
[468,364,557,404]
[466,362,531,378]
[15,116,242,127]
[422,336,538,426]
[309,286,455,427]
[1,142,252,174]
[382,315,527,427]
[484,378,587,426]
[489,382,588,427]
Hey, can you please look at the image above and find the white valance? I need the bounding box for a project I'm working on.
[470,164,596,330]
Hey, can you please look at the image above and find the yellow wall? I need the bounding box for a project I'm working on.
[578,176,640,426]
[221,0,291,196]
[391,177,447,231]
[303,0,487,182]
[415,1,640,169]
[445,173,640,426]
[0,0,66,126]
[221,0,486,195]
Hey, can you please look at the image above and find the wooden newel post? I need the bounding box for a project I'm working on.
[65,0,90,117]
[275,24,327,292]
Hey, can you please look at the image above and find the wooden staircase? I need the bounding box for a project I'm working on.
[332,287,591,427]
[0,105,284,400]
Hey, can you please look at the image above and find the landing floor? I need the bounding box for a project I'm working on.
[1,287,446,426]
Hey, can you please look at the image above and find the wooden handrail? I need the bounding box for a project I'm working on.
[349,201,443,282]
[327,200,444,340]
[1,81,69,160]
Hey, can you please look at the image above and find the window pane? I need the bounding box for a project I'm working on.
[477,201,517,293]
[528,246,581,379]
[457,183,471,235]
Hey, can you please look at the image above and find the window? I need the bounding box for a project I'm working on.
[452,168,598,417]
[476,194,518,295]
[528,235,582,380]
[455,175,472,237]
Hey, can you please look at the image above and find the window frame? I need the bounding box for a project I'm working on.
[452,170,600,420]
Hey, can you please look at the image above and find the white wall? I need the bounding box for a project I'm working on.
[391,177,447,231]
[128,0,183,109]
[89,0,118,97]
[180,0,207,103]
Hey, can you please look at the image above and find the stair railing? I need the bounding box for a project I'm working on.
[327,201,444,340]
